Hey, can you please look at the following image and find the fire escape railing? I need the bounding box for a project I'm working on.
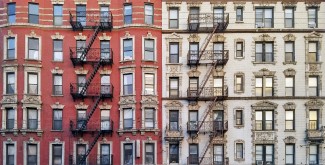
[70,47,113,67]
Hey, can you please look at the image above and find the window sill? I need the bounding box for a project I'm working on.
[24,59,41,62]
[142,60,157,63]
[283,61,297,65]
[234,125,244,129]
[51,130,64,132]
[235,57,245,60]
[166,63,182,65]
[252,61,276,65]
[235,21,244,23]
[0,129,19,133]
[234,158,245,161]
[284,130,296,132]
[117,129,138,136]
[3,59,17,61]
[140,128,160,135]
[234,91,244,94]
[20,129,43,136]
[306,61,322,64]
[52,95,64,97]
[52,60,64,63]
[120,60,135,63]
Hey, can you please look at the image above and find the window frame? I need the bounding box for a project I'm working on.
[169,7,179,29]
[169,110,179,131]
[235,74,244,92]
[144,3,154,25]
[53,5,63,26]
[123,73,133,95]
[6,37,16,60]
[100,144,111,165]
[285,144,295,165]
[285,41,295,62]
[28,38,40,60]
[308,42,318,62]
[284,7,294,28]
[6,108,15,130]
[123,38,133,61]
[144,39,155,61]
[28,3,39,24]
[169,143,179,163]
[27,144,38,165]
[169,42,179,63]
[145,143,155,164]
[52,109,63,130]
[255,42,274,62]
[76,5,86,26]
[236,7,243,22]
[309,109,318,130]
[255,77,273,96]
[255,144,274,165]
[53,74,63,95]
[76,144,86,165]
[144,73,155,95]
[169,77,179,98]
[100,40,110,59]
[235,143,244,159]
[6,72,15,94]
[285,110,295,130]
[53,39,63,61]
[28,73,38,95]
[255,110,274,131]
[27,108,38,130]
[236,42,243,58]
[6,143,15,165]
[52,144,63,165]
[77,109,87,130]
[124,4,132,24]
[309,145,319,164]
[308,76,319,96]
[235,110,243,126]
[285,76,294,96]
[123,108,133,130]
[7,3,16,23]
[123,143,134,164]
[308,7,318,28]
[144,108,155,129]
[255,8,274,28]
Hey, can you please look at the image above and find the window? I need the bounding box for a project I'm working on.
[285,144,294,165]
[100,41,110,59]
[27,144,37,165]
[236,143,244,159]
[308,8,317,28]
[77,110,86,130]
[169,144,179,163]
[144,108,155,129]
[308,42,318,62]
[28,73,38,94]
[285,110,294,130]
[213,144,224,164]
[255,42,273,62]
[285,77,294,96]
[169,110,179,131]
[169,8,178,29]
[235,75,244,92]
[28,3,39,24]
[76,144,86,165]
[100,144,110,165]
[27,108,38,130]
[53,40,63,61]
[145,4,153,24]
[188,111,198,130]
[144,73,154,95]
[123,74,133,95]
[52,109,62,130]
[213,8,224,25]
[285,42,294,62]
[6,108,15,130]
[6,72,15,94]
[169,78,179,97]
[76,40,86,60]
[235,110,243,126]
[309,145,319,164]
[53,5,63,25]
[7,37,15,59]
[255,77,273,96]
[255,110,273,130]
[123,108,133,130]
[309,110,318,130]
[284,8,294,28]
[255,145,273,165]
[76,5,86,26]
[145,143,155,164]
[7,3,16,23]
[123,143,133,165]
[308,77,319,96]
[52,144,62,165]
[236,7,243,21]
[144,39,154,60]
[100,6,110,23]
[169,43,179,63]
[77,75,86,93]
[189,144,199,164]
[101,75,110,95]
[123,39,133,60]
[6,144,15,165]
[255,8,273,28]
[28,38,39,60]
[101,110,110,131]
[236,42,243,58]
[189,7,199,30]
[189,77,198,97]
[189,42,199,62]
[213,42,224,61]
[124,4,132,24]
[53,75,62,95]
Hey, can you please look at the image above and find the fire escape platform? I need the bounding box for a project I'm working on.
[187,50,229,66]
[187,87,228,101]
[188,13,229,32]
[69,11,113,31]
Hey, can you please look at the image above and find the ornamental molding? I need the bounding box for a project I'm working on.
[166,2,182,8]
[28,137,36,143]
[233,1,246,10]
[188,104,200,111]
[98,0,110,5]
[74,0,87,5]
[304,31,323,39]
[75,102,88,110]
[77,138,86,144]
[99,103,112,110]
[6,138,13,143]
[51,32,64,40]
[29,30,39,38]
[234,139,245,143]
[253,68,275,76]
[283,102,296,110]
[211,34,226,42]
[235,38,245,42]
[3,66,17,72]
[123,31,132,39]
[51,0,64,4]
[305,99,324,108]
[98,33,111,40]
[188,34,201,43]
[74,33,87,40]
[99,69,112,75]
[21,95,42,105]
[214,101,225,110]
[305,1,321,8]
[75,68,88,75]
[53,138,62,144]
[119,66,135,73]
[51,67,64,74]
[283,34,296,41]
[144,31,154,39]
[253,34,275,42]
[166,32,182,41]
[212,70,226,77]
[210,1,227,7]
[1,95,17,104]
[119,96,136,105]
[165,101,183,108]
[51,102,65,109]
[187,138,199,143]
[6,30,16,37]
[283,136,296,143]
[283,68,296,76]
[187,69,201,77]
[254,131,275,142]
[252,100,278,109]
[141,96,159,106]
[281,1,297,10]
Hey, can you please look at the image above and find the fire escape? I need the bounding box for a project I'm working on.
[68,10,113,165]
[186,12,229,165]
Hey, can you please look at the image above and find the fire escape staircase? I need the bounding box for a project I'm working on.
[79,58,102,96]
[79,25,101,62]
[77,130,103,165]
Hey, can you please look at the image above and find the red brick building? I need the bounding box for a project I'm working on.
[0,0,162,165]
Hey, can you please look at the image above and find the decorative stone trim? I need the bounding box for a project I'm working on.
[253,68,276,77]
[1,95,17,104]
[283,136,296,143]
[6,30,16,38]
[51,67,64,74]
[119,96,136,106]
[305,99,324,109]
[99,69,112,75]
[75,102,88,110]
[282,1,297,10]
[166,33,183,57]
[98,33,111,40]
[74,0,87,5]
[234,139,245,161]
[187,69,201,77]
[29,30,38,38]
[166,2,182,9]
[188,104,200,111]
[99,103,111,110]
[51,102,65,109]
[74,68,88,75]
[305,1,321,9]
[252,1,276,10]
[283,34,296,41]
[165,100,183,108]
[98,0,110,5]
[252,100,278,109]
[233,107,245,128]
[141,96,159,109]
[21,95,42,105]
[74,33,87,40]
[283,102,296,110]
[211,34,226,43]
[283,68,296,76]
[51,0,64,4]
[233,1,246,10]
[187,34,201,43]
[212,70,225,77]
[51,33,64,40]
[253,34,275,42]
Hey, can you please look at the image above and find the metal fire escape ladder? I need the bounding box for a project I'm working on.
[77,130,103,165]
[196,96,219,135]
[79,59,102,95]
[79,25,101,61]
[78,94,102,131]
[197,25,219,62]
[199,135,214,165]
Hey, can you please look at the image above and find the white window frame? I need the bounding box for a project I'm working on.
[25,36,41,61]
[308,76,319,97]
[3,33,17,60]
[53,39,63,61]
[3,141,17,165]
[3,66,17,95]
[142,141,157,165]
[122,73,134,96]
[24,66,41,95]
[73,141,88,165]
[235,74,244,93]
[143,72,156,95]
[121,141,136,165]
[142,108,157,129]
[255,77,273,96]
[24,141,40,165]
[235,142,244,160]
[142,35,157,61]
[97,141,113,165]
[120,34,135,62]
[49,142,65,165]
[22,106,41,130]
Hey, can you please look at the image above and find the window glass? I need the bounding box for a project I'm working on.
[54,5,63,25]
[29,3,39,24]
[145,4,153,24]
[123,74,133,95]
[123,39,133,60]
[144,39,154,60]
[124,5,132,24]
[8,3,16,23]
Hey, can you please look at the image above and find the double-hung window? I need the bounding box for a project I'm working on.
[145,4,153,25]
[145,143,155,164]
[188,111,198,131]
[285,42,294,62]
[7,37,15,59]
[123,108,133,130]
[76,5,86,26]
[52,109,62,130]
[189,144,199,164]
[309,110,318,130]
[76,144,86,165]
[123,39,133,60]
[285,144,295,165]
[7,3,16,23]
[144,39,154,60]
[100,6,110,23]
[144,73,154,95]
[284,8,294,28]
[308,8,317,28]
[6,108,15,130]
[53,5,63,26]
[28,3,39,24]
[27,108,38,130]
[169,8,179,29]
[235,75,244,92]
[169,110,179,131]
[101,75,110,95]
[236,143,244,159]
[6,72,15,94]
[52,144,62,165]
[6,144,15,165]
[235,110,243,126]
[101,110,110,131]
[53,75,63,95]
[53,40,63,61]
[101,41,110,59]
[123,74,133,95]
[27,144,37,165]
[255,145,274,164]
[169,78,179,97]
[124,4,132,24]
[255,77,273,96]
[308,76,319,96]
[255,42,273,62]
[308,42,318,62]
[28,38,39,60]
[144,108,155,129]
[169,43,179,63]
[77,110,86,130]
[255,8,273,28]
[100,144,110,165]
[169,144,179,163]
[123,143,133,165]
[236,7,243,21]
[285,110,294,130]
[28,73,38,94]
[309,145,319,164]
[255,110,273,130]
[236,42,243,58]
[285,77,294,96]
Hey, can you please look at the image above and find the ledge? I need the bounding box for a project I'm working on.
[139,128,160,135]
[117,129,138,136]
[20,129,43,136]
[283,61,297,65]
[0,129,19,136]
[252,61,276,65]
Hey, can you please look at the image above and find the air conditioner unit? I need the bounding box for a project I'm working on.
[256,23,264,28]
[256,160,263,165]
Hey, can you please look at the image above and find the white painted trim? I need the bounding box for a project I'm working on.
[25,33,42,61]
[142,72,157,96]
[142,141,157,165]
[49,142,65,165]
[3,33,17,60]
[24,141,40,165]
[97,140,113,165]
[3,141,17,165]
[73,140,89,165]
[121,140,136,165]
[2,66,18,95]
[120,33,135,62]
[142,33,157,61]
